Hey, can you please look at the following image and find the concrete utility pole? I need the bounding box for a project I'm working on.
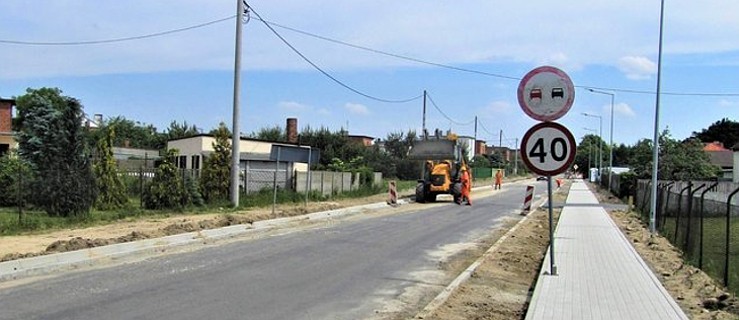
[230,0,245,207]
[514,137,518,175]
[422,90,427,137]
[474,116,478,155]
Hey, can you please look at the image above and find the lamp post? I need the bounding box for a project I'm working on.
[582,112,603,183]
[649,0,666,233]
[587,89,615,191]
[584,128,597,181]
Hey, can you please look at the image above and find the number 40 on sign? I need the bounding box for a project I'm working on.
[520,122,576,176]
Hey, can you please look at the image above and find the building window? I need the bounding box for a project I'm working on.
[0,144,8,156]
[178,155,187,169]
[191,155,200,170]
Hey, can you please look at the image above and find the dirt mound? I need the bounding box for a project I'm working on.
[41,215,257,255]
[0,252,43,263]
[425,207,557,320]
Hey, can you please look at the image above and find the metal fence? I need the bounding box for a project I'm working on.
[635,179,739,294]
[3,165,383,213]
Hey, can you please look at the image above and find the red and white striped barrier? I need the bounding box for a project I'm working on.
[522,185,535,213]
[388,180,398,206]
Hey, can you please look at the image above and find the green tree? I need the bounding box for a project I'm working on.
[630,130,719,180]
[201,123,232,203]
[251,125,285,142]
[380,130,420,179]
[93,126,128,210]
[143,148,189,209]
[611,143,633,167]
[15,87,96,217]
[470,155,491,168]
[166,121,200,141]
[691,118,739,149]
[574,134,604,176]
[90,116,167,149]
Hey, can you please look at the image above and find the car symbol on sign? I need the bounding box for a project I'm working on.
[529,88,542,100]
[551,88,564,99]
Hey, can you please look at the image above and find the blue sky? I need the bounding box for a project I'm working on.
[1,1,738,150]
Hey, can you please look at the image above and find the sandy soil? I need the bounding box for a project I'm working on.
[421,181,568,320]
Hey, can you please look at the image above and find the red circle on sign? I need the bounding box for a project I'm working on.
[517,66,575,122]
[520,121,577,176]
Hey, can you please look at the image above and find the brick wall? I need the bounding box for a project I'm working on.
[0,99,13,133]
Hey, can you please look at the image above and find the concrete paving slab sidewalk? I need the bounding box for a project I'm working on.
[525,180,688,320]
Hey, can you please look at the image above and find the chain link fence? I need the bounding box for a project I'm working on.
[636,179,739,294]
[3,164,382,214]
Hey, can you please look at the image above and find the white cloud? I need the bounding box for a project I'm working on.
[278,101,309,111]
[719,99,736,107]
[344,103,370,115]
[1,1,738,79]
[614,103,636,117]
[317,108,331,115]
[618,56,657,80]
[482,101,511,114]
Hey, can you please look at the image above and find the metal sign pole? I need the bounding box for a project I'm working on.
[548,175,557,275]
[305,147,312,206]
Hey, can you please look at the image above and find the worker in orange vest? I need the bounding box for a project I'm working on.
[460,166,472,206]
[494,169,503,190]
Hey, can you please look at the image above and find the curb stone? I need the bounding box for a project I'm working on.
[0,199,410,282]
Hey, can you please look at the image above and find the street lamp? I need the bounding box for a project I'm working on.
[583,128,598,181]
[587,89,615,191]
[582,112,603,183]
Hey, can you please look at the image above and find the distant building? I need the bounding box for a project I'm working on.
[487,145,512,163]
[474,140,486,156]
[347,135,375,147]
[704,141,733,179]
[0,98,16,156]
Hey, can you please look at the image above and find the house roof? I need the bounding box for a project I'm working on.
[703,141,728,151]
[0,98,16,104]
[347,134,374,140]
[167,133,301,146]
[706,150,733,168]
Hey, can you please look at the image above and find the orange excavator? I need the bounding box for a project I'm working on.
[409,131,470,203]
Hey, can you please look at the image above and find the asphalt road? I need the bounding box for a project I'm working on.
[0,180,550,320]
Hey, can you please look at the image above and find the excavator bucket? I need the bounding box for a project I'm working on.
[408,139,457,160]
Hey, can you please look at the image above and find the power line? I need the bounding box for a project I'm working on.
[477,120,498,138]
[2,10,738,98]
[253,17,520,82]
[425,93,476,127]
[256,18,739,98]
[247,3,422,104]
[0,15,236,45]
[579,85,739,97]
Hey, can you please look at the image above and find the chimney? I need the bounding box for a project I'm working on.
[0,98,15,133]
[94,114,103,126]
[286,118,298,143]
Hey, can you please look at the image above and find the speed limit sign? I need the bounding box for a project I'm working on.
[520,122,576,176]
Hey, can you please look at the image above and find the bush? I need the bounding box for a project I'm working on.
[618,171,637,198]
[143,149,189,210]
[0,155,34,207]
